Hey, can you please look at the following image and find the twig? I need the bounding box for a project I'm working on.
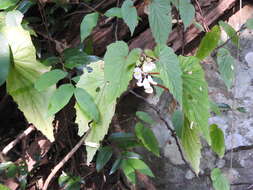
[42,125,92,190]
[225,144,253,154]
[129,90,196,175]
[1,125,35,155]
[194,0,209,32]
[114,0,120,41]
[68,2,104,16]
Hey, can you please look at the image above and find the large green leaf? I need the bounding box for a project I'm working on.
[135,122,160,156]
[104,41,141,102]
[48,84,75,116]
[3,11,55,141]
[196,26,221,60]
[217,48,235,89]
[0,0,19,10]
[156,46,183,104]
[210,124,225,158]
[180,56,210,143]
[121,0,138,35]
[211,168,230,190]
[80,12,99,41]
[0,34,10,86]
[219,21,239,47]
[178,0,195,28]
[148,0,171,45]
[74,87,100,123]
[181,119,202,174]
[75,61,116,163]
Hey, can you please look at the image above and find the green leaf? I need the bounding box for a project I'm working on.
[219,21,239,47]
[63,48,91,69]
[48,84,75,116]
[4,10,55,141]
[156,46,183,104]
[105,7,122,18]
[0,34,10,86]
[80,12,99,41]
[148,0,171,45]
[135,122,160,156]
[0,184,11,190]
[74,87,100,123]
[121,158,154,184]
[6,164,18,178]
[110,158,122,175]
[178,0,195,28]
[211,168,230,190]
[136,111,154,124]
[180,56,211,144]
[41,56,59,66]
[246,18,253,29]
[210,124,225,158]
[121,0,138,35]
[181,119,202,174]
[217,103,231,111]
[17,0,36,14]
[0,0,19,10]
[236,107,247,113]
[75,61,116,163]
[96,146,113,172]
[217,48,235,89]
[34,69,67,91]
[59,172,71,187]
[104,41,141,102]
[172,110,184,138]
[196,25,221,60]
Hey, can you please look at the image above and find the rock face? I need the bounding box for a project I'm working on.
[137,5,253,190]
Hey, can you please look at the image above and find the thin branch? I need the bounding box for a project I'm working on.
[225,144,253,154]
[42,125,92,190]
[194,0,209,32]
[1,125,35,155]
[129,90,196,175]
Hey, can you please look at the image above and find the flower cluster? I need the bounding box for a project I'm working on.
[133,56,157,93]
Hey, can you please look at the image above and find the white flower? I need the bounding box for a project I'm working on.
[133,67,143,80]
[147,75,157,85]
[136,76,157,94]
[133,56,157,94]
[145,86,154,93]
[142,60,156,73]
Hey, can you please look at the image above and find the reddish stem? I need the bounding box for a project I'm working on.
[154,84,169,91]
